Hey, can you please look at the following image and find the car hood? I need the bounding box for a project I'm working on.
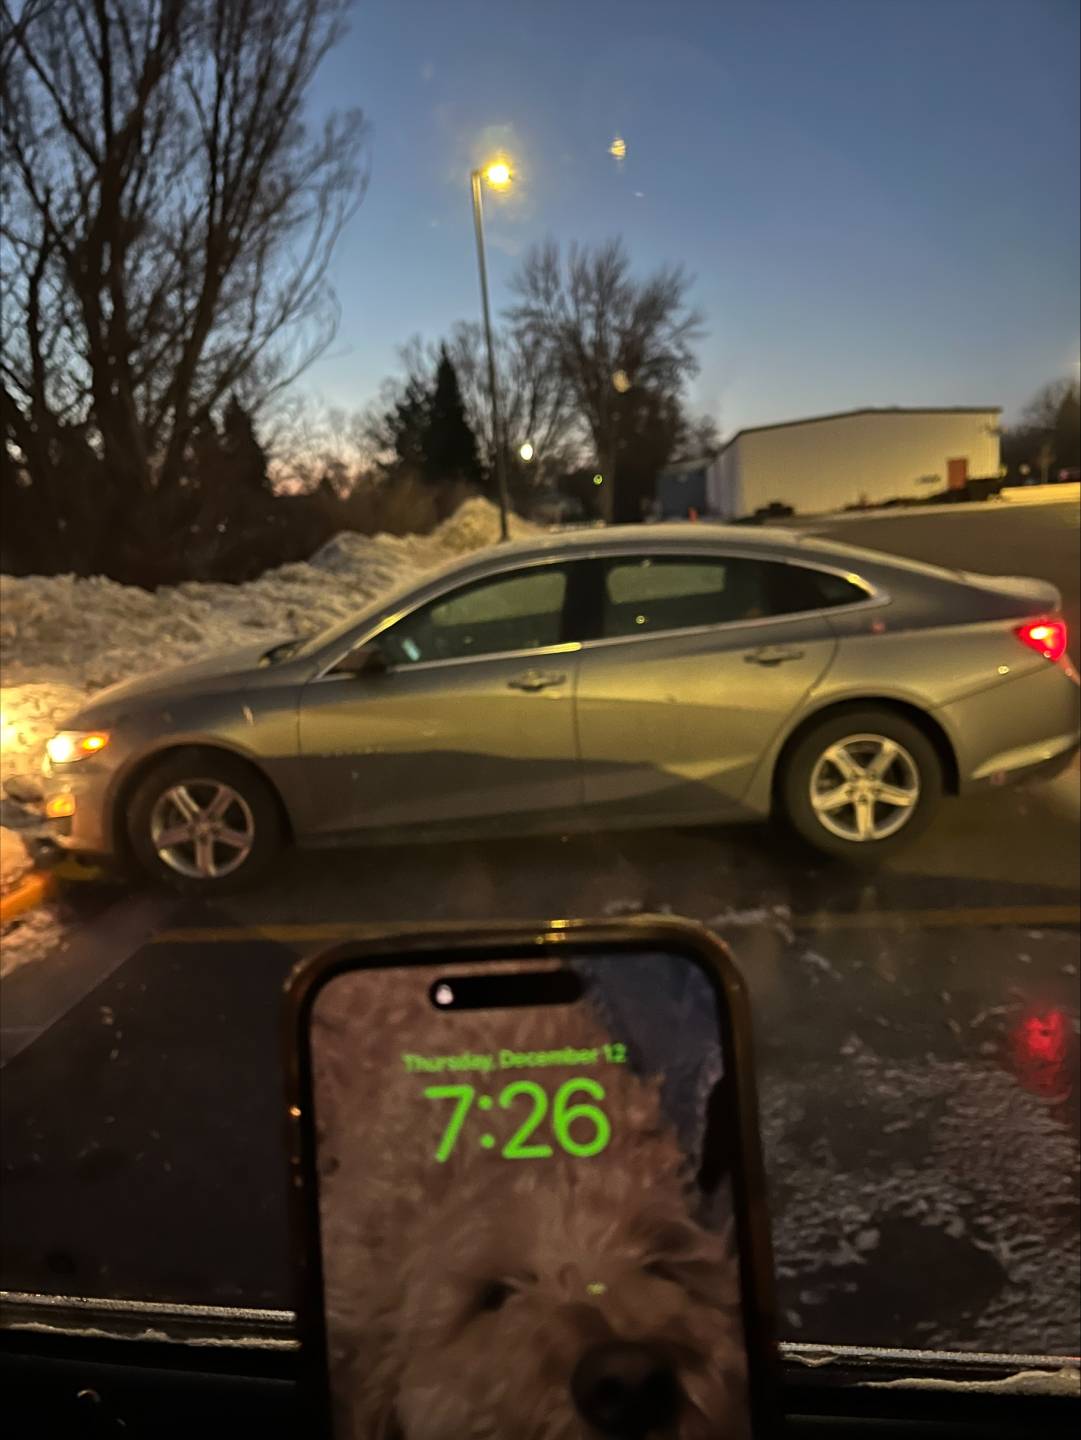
[67,642,292,724]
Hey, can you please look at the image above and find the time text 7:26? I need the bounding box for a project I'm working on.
[423,1079,611,1162]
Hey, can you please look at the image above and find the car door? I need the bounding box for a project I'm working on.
[575,551,839,823]
[296,559,584,839]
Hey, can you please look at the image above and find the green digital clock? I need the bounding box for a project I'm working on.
[423,1078,612,1162]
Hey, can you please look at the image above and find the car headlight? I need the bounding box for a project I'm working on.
[46,731,110,764]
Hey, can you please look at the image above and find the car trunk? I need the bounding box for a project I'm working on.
[954,570,1062,616]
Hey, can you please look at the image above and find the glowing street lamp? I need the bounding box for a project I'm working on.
[519,441,534,462]
[470,157,514,540]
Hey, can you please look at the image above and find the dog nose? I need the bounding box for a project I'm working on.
[570,1341,680,1437]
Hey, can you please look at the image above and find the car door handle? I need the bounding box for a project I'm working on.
[744,645,805,666]
[507,669,567,692]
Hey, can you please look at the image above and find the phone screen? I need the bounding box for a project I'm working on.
[306,948,754,1440]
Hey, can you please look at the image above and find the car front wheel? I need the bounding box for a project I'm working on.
[126,749,284,892]
[779,709,943,862]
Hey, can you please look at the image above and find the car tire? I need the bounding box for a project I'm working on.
[779,709,943,863]
[126,748,284,893]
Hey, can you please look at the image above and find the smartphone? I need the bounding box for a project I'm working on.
[284,917,777,1440]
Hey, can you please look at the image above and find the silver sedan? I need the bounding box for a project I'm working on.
[39,524,1081,891]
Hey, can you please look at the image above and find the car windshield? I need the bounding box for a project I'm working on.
[1,0,1078,1406]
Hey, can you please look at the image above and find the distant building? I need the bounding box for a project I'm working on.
[705,406,1002,519]
[656,459,710,518]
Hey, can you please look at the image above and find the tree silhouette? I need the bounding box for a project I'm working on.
[1,0,366,578]
[423,347,483,490]
[508,238,704,521]
[1002,378,1081,481]
[222,397,271,493]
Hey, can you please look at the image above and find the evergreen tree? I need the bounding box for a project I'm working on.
[375,374,431,478]
[423,347,483,489]
[222,397,271,492]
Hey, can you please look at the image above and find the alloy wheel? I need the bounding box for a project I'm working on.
[809,733,921,843]
[149,779,256,879]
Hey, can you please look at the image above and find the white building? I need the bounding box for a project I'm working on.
[706,407,1001,519]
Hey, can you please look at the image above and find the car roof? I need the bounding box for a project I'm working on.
[434,522,799,573]
[427,521,955,586]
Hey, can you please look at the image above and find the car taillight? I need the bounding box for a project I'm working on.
[1014,618,1068,662]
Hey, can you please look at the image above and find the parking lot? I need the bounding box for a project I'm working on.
[1,500,1078,1356]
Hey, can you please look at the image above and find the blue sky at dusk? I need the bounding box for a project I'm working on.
[306,0,1081,435]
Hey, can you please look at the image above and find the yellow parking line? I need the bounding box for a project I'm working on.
[790,904,1081,932]
[148,904,1080,945]
[51,856,109,883]
[0,855,106,930]
[0,872,56,927]
[152,921,386,945]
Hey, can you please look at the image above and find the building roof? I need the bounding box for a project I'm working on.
[718,405,1002,455]
[659,458,712,477]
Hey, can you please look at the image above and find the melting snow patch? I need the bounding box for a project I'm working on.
[0,905,65,977]
[707,904,795,941]
[762,1044,1081,1352]
[800,948,842,980]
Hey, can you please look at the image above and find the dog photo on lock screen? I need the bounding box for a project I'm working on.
[309,953,750,1440]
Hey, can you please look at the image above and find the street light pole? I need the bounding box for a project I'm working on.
[470,168,511,541]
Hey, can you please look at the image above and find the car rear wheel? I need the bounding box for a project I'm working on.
[779,709,943,862]
[126,749,284,893]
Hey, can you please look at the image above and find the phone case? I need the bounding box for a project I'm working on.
[282,914,780,1438]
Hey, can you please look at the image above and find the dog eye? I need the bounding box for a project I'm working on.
[477,1280,514,1312]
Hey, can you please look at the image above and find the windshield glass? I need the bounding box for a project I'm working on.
[1,0,1078,1391]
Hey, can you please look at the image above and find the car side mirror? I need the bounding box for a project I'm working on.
[332,643,388,678]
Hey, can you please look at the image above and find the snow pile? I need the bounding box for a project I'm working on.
[1,682,87,785]
[0,825,32,894]
[0,904,65,977]
[0,688,80,897]
[0,497,537,698]
[0,498,537,897]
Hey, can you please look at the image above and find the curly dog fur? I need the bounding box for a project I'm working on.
[310,963,748,1439]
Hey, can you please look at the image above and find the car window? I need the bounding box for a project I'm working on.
[602,556,766,636]
[601,556,873,638]
[771,564,871,612]
[603,554,859,637]
[379,565,568,665]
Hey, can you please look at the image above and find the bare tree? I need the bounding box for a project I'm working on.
[1021,377,1079,433]
[1,0,365,575]
[1001,376,1081,483]
[443,321,577,499]
[363,322,578,509]
[263,392,374,494]
[507,239,704,520]
[1025,378,1080,480]
[670,412,722,464]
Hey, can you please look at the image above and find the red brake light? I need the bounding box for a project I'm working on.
[1011,1010,1071,1099]
[1019,1011,1067,1063]
[1014,618,1068,662]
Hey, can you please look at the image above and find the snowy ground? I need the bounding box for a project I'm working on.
[0,825,33,894]
[0,497,535,957]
